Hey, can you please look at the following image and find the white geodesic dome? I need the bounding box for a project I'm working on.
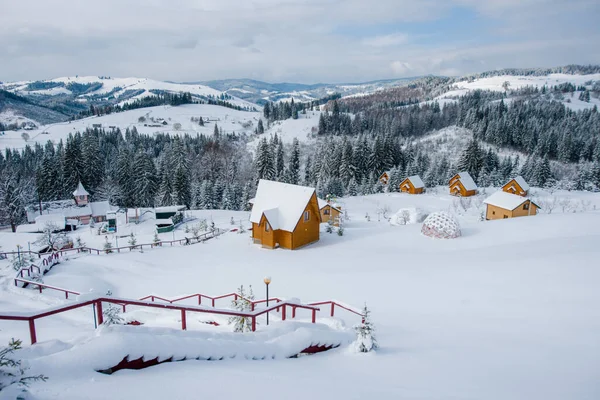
[421,211,461,239]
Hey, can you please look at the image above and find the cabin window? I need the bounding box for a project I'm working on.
[523,203,530,210]
[79,195,85,200]
[492,211,495,215]
[503,215,508,219]
[324,209,330,215]
[265,222,270,232]
[304,210,310,221]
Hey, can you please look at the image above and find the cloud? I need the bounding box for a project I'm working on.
[363,33,409,48]
[0,0,598,83]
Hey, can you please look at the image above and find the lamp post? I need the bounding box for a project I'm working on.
[263,276,271,325]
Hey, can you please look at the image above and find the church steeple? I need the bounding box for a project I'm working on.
[73,181,89,205]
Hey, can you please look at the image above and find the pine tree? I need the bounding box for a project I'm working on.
[63,133,84,192]
[257,119,265,135]
[228,285,255,332]
[254,138,275,181]
[174,166,191,208]
[275,142,284,180]
[0,338,48,393]
[287,138,300,184]
[347,178,358,196]
[81,131,103,193]
[353,304,378,353]
[132,150,158,207]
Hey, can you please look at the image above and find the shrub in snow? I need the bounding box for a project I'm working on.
[152,232,161,246]
[102,291,124,326]
[238,221,246,234]
[10,252,28,272]
[337,226,344,236]
[326,219,334,234]
[230,217,235,225]
[353,304,378,353]
[228,285,255,333]
[421,211,461,239]
[127,232,137,249]
[184,224,190,234]
[0,338,47,395]
[76,236,86,250]
[389,208,427,226]
[103,237,113,254]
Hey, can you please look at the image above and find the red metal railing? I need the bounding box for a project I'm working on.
[0,296,321,345]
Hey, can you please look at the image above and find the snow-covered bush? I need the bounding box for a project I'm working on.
[337,226,344,236]
[102,291,124,326]
[228,285,255,333]
[326,219,334,233]
[421,211,461,239]
[389,208,427,226]
[152,232,161,246]
[353,304,378,353]
[76,236,86,250]
[0,338,47,396]
[127,232,137,249]
[103,237,113,254]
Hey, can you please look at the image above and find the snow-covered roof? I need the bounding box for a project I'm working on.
[456,171,478,191]
[248,197,255,204]
[72,181,89,197]
[405,175,424,189]
[318,198,341,212]
[26,199,94,222]
[90,201,112,217]
[154,205,186,213]
[512,176,530,192]
[483,191,532,210]
[155,218,173,226]
[250,180,316,232]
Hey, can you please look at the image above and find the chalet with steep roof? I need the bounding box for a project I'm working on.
[250,180,321,250]
[399,175,425,194]
[318,198,342,227]
[378,171,391,185]
[449,172,478,197]
[483,191,540,220]
[502,176,530,197]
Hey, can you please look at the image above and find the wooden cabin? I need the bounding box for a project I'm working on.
[318,198,342,226]
[483,191,540,220]
[250,180,321,250]
[502,176,530,197]
[399,175,425,194]
[449,172,478,197]
[378,171,391,185]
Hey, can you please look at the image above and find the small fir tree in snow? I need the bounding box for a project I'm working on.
[230,217,235,225]
[337,226,344,236]
[103,236,113,254]
[153,231,161,246]
[228,285,255,333]
[353,304,378,353]
[103,291,124,326]
[128,232,137,249]
[76,236,85,249]
[184,224,190,234]
[238,220,246,234]
[326,218,334,233]
[10,252,28,272]
[0,338,48,394]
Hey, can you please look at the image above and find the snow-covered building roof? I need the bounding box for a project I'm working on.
[72,181,90,197]
[90,201,113,217]
[512,176,530,192]
[318,198,341,212]
[405,175,425,189]
[456,172,477,191]
[250,180,316,232]
[154,205,186,213]
[483,191,537,211]
[248,197,255,204]
[155,218,174,226]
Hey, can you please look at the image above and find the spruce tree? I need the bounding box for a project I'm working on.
[287,138,301,185]
[353,304,378,353]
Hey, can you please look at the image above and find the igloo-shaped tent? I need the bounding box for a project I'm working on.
[421,211,461,239]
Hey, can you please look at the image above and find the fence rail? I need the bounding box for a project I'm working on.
[0,229,225,258]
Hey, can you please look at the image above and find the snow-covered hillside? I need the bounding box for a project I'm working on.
[1,189,599,400]
[437,73,600,110]
[0,104,262,150]
[0,76,256,110]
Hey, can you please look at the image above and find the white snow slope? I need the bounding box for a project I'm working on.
[0,190,599,400]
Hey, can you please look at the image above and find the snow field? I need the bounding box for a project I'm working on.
[0,190,599,399]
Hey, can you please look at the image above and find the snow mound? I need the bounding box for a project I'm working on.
[389,208,427,226]
[421,212,461,239]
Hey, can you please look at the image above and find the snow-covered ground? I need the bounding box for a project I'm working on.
[247,111,321,152]
[1,189,599,399]
[0,104,262,151]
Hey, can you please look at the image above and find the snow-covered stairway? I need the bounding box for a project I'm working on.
[30,323,354,374]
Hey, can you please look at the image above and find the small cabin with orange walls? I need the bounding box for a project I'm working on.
[449,172,478,197]
[483,191,540,220]
[378,171,391,185]
[399,175,425,194]
[318,198,342,226]
[502,176,530,197]
[250,180,321,250]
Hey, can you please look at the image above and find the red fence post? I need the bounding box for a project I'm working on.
[181,310,187,330]
[292,306,296,319]
[282,305,286,321]
[211,298,215,307]
[251,303,255,311]
[198,295,201,305]
[28,319,37,345]
[312,309,316,323]
[330,303,335,317]
[96,301,104,325]
[65,291,69,299]
[38,285,42,293]
[251,316,256,332]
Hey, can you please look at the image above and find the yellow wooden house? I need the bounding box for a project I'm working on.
[399,175,425,194]
[250,180,321,250]
[318,198,342,226]
[449,171,478,197]
[378,171,391,185]
[483,191,540,220]
[502,176,530,197]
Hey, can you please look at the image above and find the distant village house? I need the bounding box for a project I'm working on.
[318,198,342,227]
[483,191,540,220]
[502,176,530,197]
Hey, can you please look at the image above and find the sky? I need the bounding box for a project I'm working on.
[0,0,599,84]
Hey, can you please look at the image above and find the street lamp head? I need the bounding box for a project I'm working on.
[263,276,271,285]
